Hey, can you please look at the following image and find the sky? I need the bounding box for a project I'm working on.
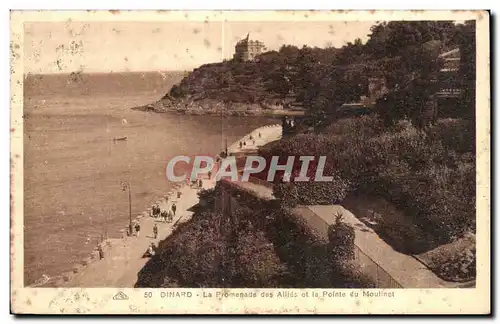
[23,21,376,74]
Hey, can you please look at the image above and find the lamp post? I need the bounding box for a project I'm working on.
[121,180,132,236]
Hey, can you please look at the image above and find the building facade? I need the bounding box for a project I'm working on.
[233,33,266,61]
[434,48,462,118]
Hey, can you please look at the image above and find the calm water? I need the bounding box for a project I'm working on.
[23,72,276,285]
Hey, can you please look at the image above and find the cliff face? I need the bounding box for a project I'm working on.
[167,61,282,104]
[134,57,302,116]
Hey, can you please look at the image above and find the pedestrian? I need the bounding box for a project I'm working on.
[167,210,173,223]
[243,141,246,146]
[208,170,212,180]
[97,245,104,260]
[258,132,261,138]
[198,179,203,188]
[135,223,141,237]
[239,141,243,149]
[149,243,156,256]
[153,223,158,239]
[144,243,155,258]
[172,203,177,216]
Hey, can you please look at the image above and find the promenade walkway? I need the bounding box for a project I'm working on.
[62,179,216,287]
[299,205,456,288]
[58,124,283,287]
[227,124,281,154]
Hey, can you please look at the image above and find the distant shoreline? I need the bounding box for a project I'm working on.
[132,100,305,118]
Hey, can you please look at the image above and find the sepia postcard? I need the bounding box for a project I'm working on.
[10,10,490,314]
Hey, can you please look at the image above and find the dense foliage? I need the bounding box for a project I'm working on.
[136,189,373,288]
[135,207,286,288]
[148,20,477,284]
[274,177,351,208]
[164,21,475,127]
[263,115,475,243]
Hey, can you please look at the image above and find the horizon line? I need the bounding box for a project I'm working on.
[23,69,193,76]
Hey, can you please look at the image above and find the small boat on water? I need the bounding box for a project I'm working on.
[113,136,128,142]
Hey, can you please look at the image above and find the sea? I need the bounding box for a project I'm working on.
[23,71,276,285]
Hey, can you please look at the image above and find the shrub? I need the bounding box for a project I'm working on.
[323,115,384,139]
[268,116,475,244]
[327,212,356,263]
[160,214,226,287]
[273,176,351,207]
[230,228,287,287]
[197,188,215,209]
[294,177,351,205]
[273,182,299,208]
[378,160,475,241]
[428,118,475,154]
[143,207,288,288]
[435,247,476,281]
[386,123,447,170]
[267,208,374,288]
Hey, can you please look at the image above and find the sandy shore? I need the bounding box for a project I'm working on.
[33,124,282,288]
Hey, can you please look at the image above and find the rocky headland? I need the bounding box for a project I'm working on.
[132,58,306,117]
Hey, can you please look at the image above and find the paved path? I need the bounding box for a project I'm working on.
[228,124,281,154]
[299,205,459,288]
[59,124,283,287]
[62,179,216,287]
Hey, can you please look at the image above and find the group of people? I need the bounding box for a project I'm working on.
[238,133,258,149]
[191,178,204,188]
[151,202,177,223]
[141,202,179,258]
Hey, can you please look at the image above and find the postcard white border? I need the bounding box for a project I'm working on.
[10,10,490,315]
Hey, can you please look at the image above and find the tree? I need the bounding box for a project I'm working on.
[279,45,300,64]
[454,21,476,121]
[305,66,366,124]
[373,40,444,127]
[366,21,456,59]
[263,66,292,99]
